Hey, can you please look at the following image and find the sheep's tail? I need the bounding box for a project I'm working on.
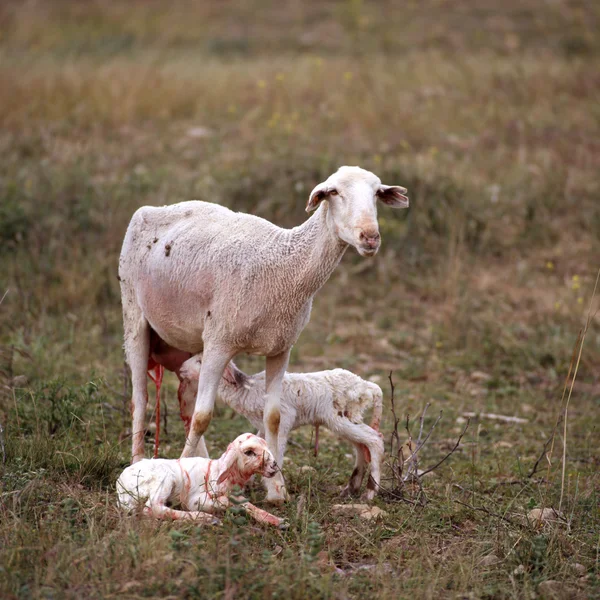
[369,386,383,433]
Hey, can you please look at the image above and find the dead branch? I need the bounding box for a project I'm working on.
[0,423,5,465]
[453,499,521,528]
[528,421,562,479]
[463,412,528,424]
[419,418,470,478]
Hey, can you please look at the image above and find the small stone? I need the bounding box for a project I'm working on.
[538,580,573,599]
[331,504,388,521]
[480,554,500,567]
[527,507,564,524]
[11,375,28,388]
[494,441,513,449]
[186,126,214,138]
[456,416,467,424]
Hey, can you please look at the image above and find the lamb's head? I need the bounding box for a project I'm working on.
[306,166,409,257]
[180,354,246,390]
[217,433,279,487]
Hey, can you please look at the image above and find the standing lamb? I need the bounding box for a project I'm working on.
[177,356,385,501]
[119,166,408,503]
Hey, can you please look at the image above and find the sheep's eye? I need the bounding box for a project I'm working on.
[244,449,256,457]
[329,189,339,196]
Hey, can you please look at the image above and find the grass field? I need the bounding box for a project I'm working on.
[1,1,600,598]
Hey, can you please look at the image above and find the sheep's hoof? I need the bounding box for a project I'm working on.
[278,520,290,530]
[266,488,289,506]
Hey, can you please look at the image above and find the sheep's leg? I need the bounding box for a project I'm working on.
[177,379,209,457]
[123,307,151,464]
[336,422,384,501]
[181,348,231,458]
[263,350,291,504]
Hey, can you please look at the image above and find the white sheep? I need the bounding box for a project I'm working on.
[116,433,284,527]
[177,356,384,501]
[119,166,408,503]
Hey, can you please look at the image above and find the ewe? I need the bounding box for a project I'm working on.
[119,166,408,503]
[177,356,385,501]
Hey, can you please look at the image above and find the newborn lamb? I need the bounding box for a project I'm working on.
[178,357,384,501]
[117,433,284,526]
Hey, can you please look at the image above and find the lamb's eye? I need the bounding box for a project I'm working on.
[329,189,339,196]
[244,449,256,457]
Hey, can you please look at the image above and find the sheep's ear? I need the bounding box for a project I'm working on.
[377,185,409,208]
[306,182,330,213]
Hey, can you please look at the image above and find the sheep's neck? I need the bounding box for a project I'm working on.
[286,204,348,298]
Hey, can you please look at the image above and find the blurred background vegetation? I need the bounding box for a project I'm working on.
[0,1,599,598]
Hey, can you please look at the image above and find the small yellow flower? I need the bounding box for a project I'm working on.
[435,341,443,349]
[546,261,554,270]
[572,282,580,291]
[344,71,353,81]
[275,73,285,82]
[257,80,266,89]
[577,297,583,304]
[227,104,237,114]
[374,154,382,164]
[572,275,580,282]
[554,302,561,310]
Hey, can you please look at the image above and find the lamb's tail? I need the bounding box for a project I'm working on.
[369,385,383,433]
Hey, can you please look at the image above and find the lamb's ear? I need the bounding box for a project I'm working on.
[216,444,238,485]
[306,182,330,213]
[217,467,233,485]
[377,185,409,208]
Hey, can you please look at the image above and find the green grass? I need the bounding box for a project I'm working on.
[1,1,599,597]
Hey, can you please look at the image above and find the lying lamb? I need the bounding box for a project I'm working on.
[177,357,384,501]
[116,433,284,527]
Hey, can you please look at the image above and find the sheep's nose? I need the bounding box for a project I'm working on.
[359,230,380,248]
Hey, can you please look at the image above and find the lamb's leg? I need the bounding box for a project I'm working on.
[123,301,151,464]
[213,495,285,527]
[143,503,220,524]
[341,444,367,498]
[181,347,231,458]
[336,422,384,501]
[263,349,291,504]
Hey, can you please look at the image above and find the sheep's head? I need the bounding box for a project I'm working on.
[217,433,278,486]
[306,166,409,257]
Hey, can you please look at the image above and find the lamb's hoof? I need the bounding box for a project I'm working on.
[360,490,375,503]
[278,520,290,531]
[340,485,359,499]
